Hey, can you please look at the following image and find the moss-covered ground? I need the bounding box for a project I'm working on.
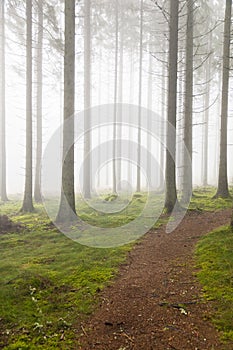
[195,225,233,342]
[0,187,232,348]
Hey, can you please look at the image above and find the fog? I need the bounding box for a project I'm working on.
[1,0,233,198]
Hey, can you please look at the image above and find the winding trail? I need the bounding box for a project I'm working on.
[77,209,232,350]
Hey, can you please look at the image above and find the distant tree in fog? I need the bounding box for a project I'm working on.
[83,0,92,199]
[214,0,232,198]
[34,0,44,203]
[0,0,8,202]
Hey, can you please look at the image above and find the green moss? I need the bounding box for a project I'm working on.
[195,226,233,342]
[0,203,130,348]
[189,186,233,212]
[1,188,232,347]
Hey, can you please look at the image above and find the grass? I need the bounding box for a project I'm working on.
[0,187,232,348]
[195,226,233,342]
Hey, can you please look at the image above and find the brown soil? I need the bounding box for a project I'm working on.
[0,215,22,234]
[77,209,233,350]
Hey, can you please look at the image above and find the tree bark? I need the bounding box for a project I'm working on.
[34,0,43,203]
[56,0,76,222]
[202,33,212,187]
[83,0,92,199]
[128,48,134,186]
[215,0,232,198]
[117,25,124,191]
[97,48,102,188]
[164,0,179,213]
[136,0,143,193]
[113,0,119,194]
[181,0,194,204]
[21,0,34,212]
[0,0,8,202]
[147,45,152,189]
[159,55,166,191]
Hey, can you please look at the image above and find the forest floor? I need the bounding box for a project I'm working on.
[77,208,233,350]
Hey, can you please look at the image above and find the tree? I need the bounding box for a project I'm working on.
[147,42,153,187]
[56,0,76,222]
[164,0,179,213]
[214,0,232,198]
[202,33,212,187]
[136,0,143,193]
[83,0,92,199]
[117,18,124,192]
[34,0,44,203]
[181,0,194,204]
[0,0,8,202]
[21,0,34,212]
[112,0,119,194]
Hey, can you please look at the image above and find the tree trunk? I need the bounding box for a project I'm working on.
[21,0,34,212]
[83,0,91,199]
[136,0,143,193]
[117,25,124,191]
[164,0,179,213]
[147,46,152,189]
[215,0,232,198]
[0,0,8,202]
[34,0,43,203]
[159,56,167,191]
[128,49,134,186]
[97,49,102,188]
[181,0,194,204]
[202,33,212,188]
[113,0,119,194]
[56,0,76,222]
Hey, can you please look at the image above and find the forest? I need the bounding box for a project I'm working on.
[0,0,233,349]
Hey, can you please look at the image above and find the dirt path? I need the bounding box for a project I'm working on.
[77,209,232,350]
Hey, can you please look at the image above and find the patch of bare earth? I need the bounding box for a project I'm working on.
[77,209,233,350]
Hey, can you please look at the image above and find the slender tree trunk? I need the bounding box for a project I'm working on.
[83,0,91,199]
[214,71,221,182]
[21,0,34,212]
[117,26,124,191]
[203,86,210,187]
[128,49,134,186]
[164,0,179,213]
[56,0,76,222]
[113,0,119,194]
[215,0,232,198]
[160,56,166,191]
[147,45,152,188]
[136,0,143,193]
[106,58,111,188]
[34,0,43,203]
[97,49,102,188]
[181,0,194,204]
[202,33,212,187]
[177,46,184,192]
[0,0,8,202]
